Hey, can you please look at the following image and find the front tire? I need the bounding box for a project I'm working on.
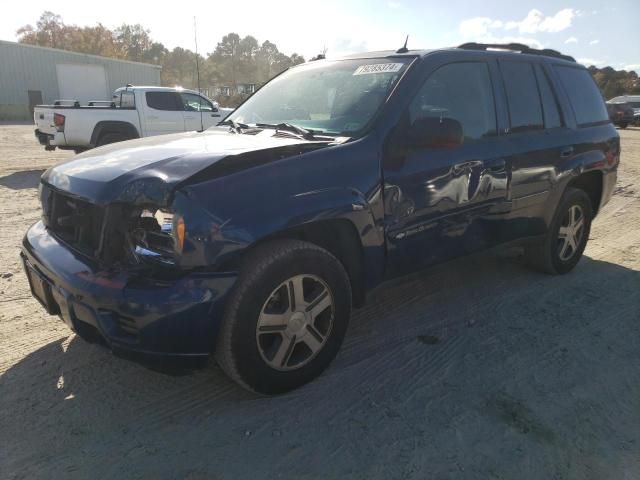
[96,132,128,147]
[526,187,593,274]
[215,240,352,394]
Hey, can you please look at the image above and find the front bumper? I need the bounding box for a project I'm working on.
[21,221,237,358]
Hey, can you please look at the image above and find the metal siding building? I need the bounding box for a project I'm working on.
[0,40,161,121]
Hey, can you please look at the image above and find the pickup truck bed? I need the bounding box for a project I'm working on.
[34,86,233,152]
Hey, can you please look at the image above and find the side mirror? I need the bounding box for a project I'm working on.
[405,117,464,149]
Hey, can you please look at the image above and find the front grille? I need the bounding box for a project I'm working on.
[44,188,104,258]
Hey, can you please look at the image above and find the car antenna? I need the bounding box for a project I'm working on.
[396,35,409,53]
[193,16,204,132]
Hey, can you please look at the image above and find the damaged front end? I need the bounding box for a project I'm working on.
[26,182,238,357]
[39,182,192,272]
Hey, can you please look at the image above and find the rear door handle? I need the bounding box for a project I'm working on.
[560,146,574,158]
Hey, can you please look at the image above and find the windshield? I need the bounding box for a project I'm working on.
[227,58,413,136]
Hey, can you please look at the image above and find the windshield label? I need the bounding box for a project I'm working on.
[353,63,404,75]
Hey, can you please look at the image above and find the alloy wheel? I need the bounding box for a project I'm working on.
[557,204,585,261]
[256,274,334,371]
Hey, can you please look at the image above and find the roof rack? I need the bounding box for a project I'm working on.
[457,42,576,62]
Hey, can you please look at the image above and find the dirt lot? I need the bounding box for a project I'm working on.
[1,124,639,479]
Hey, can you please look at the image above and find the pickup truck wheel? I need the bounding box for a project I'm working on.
[526,187,592,274]
[618,122,628,129]
[215,239,352,395]
[97,132,128,147]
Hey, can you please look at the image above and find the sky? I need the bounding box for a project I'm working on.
[1,0,638,72]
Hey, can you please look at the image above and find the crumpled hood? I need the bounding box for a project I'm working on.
[42,128,332,205]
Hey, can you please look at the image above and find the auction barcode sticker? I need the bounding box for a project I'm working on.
[353,63,404,75]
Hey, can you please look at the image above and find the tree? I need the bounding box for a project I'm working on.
[238,35,259,82]
[211,33,242,86]
[589,66,640,99]
[114,24,153,62]
[256,40,278,82]
[17,11,66,49]
[17,13,309,106]
[290,53,305,66]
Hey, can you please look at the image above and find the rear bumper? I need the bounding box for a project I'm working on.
[21,221,237,359]
[34,129,67,149]
[34,129,53,147]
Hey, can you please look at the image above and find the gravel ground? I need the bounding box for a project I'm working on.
[1,124,639,480]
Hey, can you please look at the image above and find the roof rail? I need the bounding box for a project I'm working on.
[457,42,576,62]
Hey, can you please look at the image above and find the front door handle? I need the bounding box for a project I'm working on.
[560,146,574,158]
[453,160,483,173]
[486,158,506,172]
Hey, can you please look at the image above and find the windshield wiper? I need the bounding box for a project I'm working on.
[255,122,317,140]
[217,118,249,133]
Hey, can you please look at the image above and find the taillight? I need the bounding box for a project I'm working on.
[53,113,65,132]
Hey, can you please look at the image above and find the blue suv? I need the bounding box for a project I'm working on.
[22,43,619,394]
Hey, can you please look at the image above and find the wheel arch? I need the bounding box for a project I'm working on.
[223,218,368,308]
[90,121,140,146]
[567,170,603,216]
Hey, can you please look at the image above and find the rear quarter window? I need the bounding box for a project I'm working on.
[554,66,609,126]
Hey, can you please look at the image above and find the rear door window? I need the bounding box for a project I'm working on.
[409,61,497,142]
[554,66,609,126]
[499,61,544,133]
[534,64,562,129]
[145,91,183,111]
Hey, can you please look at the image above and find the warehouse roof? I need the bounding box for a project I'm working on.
[0,39,161,69]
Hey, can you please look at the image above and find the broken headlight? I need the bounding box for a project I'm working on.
[131,208,185,264]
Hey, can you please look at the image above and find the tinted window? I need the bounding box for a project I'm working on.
[181,93,215,112]
[534,64,562,128]
[409,62,497,141]
[500,61,544,132]
[146,92,182,111]
[554,66,609,125]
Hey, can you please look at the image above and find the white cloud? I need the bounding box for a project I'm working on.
[458,17,503,37]
[589,39,600,45]
[624,64,640,73]
[505,8,575,34]
[457,9,575,50]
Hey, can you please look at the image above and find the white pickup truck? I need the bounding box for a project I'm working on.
[34,86,233,152]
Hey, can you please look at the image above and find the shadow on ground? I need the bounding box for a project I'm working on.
[0,169,45,190]
[1,253,639,479]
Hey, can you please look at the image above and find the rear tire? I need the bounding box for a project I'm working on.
[526,187,592,274]
[619,122,628,129]
[96,132,128,147]
[215,239,352,395]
